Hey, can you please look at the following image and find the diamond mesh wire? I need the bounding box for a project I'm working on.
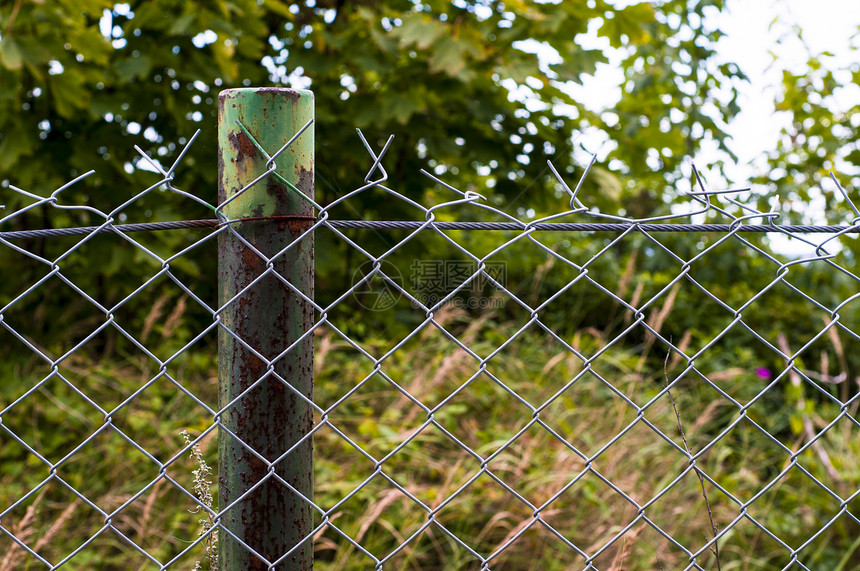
[1,123,860,570]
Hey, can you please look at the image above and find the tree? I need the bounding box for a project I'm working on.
[0,0,745,218]
[0,0,756,322]
[754,42,860,224]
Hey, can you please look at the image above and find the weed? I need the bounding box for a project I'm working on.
[181,430,218,571]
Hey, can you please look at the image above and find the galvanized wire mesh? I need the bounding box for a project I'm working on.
[2,122,860,570]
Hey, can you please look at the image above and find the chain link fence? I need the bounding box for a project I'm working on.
[2,89,860,570]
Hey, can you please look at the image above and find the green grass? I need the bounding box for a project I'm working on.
[2,302,860,570]
[0,274,860,570]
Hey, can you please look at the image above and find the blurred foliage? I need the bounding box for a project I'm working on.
[0,0,753,352]
[0,0,742,211]
[0,0,747,284]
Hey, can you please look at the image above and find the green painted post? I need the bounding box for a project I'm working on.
[217,88,314,570]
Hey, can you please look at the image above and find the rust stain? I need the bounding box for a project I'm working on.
[255,86,301,101]
[228,130,257,162]
[298,165,314,198]
[287,218,313,237]
[240,244,262,271]
[217,151,225,201]
[267,176,290,211]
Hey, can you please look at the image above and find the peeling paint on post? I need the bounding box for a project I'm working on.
[217,88,314,571]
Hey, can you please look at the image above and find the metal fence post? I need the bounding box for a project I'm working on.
[217,88,314,570]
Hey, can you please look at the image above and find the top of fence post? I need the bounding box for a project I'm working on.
[217,87,314,220]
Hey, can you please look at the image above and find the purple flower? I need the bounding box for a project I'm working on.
[755,367,771,380]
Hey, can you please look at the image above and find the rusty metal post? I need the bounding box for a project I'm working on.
[217,88,314,570]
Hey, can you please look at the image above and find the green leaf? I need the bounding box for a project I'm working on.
[591,166,623,202]
[168,13,197,36]
[394,14,443,50]
[381,92,422,124]
[497,57,537,83]
[550,47,605,82]
[260,0,295,19]
[0,38,23,70]
[429,35,468,76]
[354,101,380,128]
[70,29,111,65]
[115,55,152,82]
[789,414,804,435]
[0,124,35,170]
[50,69,89,117]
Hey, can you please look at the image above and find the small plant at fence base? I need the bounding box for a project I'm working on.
[181,431,218,571]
